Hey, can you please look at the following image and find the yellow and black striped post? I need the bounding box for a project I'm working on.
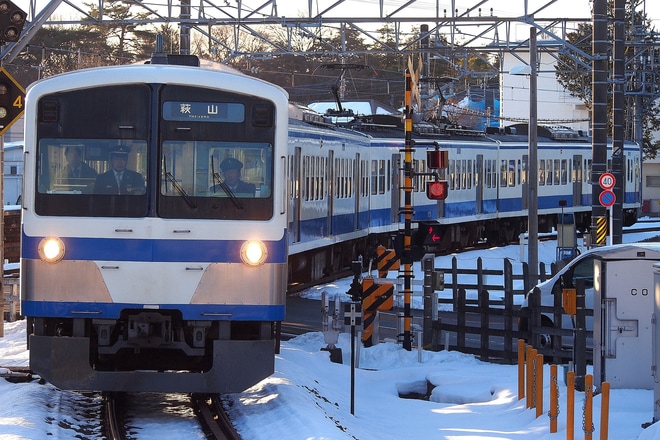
[376,245,400,278]
[361,276,394,347]
[595,216,607,246]
[402,65,415,350]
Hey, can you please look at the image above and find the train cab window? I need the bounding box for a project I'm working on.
[35,139,148,217]
[159,141,273,220]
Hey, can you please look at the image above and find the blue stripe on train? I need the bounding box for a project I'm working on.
[21,301,286,321]
[21,232,288,263]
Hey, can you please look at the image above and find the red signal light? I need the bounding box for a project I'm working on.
[422,223,443,245]
[426,180,448,200]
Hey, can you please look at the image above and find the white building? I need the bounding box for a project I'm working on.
[499,40,590,133]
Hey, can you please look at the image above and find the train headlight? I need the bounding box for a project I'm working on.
[38,237,65,263]
[240,240,267,266]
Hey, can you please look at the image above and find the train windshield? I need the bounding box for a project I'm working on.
[159,141,274,220]
[35,139,149,217]
[33,83,277,220]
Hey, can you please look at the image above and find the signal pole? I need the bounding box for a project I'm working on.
[401,67,414,351]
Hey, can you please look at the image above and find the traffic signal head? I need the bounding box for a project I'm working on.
[426,180,448,200]
[0,0,26,42]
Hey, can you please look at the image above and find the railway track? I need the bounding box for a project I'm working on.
[191,394,242,440]
[102,392,241,440]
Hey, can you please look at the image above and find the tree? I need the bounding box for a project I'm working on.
[82,0,155,63]
[554,4,660,159]
[9,24,109,85]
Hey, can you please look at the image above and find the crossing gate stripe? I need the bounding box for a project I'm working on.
[362,283,394,311]
[376,248,400,274]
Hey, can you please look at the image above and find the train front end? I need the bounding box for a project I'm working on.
[20,61,289,393]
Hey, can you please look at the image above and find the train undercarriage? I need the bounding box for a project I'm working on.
[288,208,639,287]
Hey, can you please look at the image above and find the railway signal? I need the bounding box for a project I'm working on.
[0,67,25,135]
[423,223,443,245]
[426,180,448,200]
[425,147,449,200]
[0,0,26,42]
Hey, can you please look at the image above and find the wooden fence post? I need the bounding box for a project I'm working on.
[528,286,541,349]
[456,288,466,350]
[503,259,514,362]
[479,288,490,362]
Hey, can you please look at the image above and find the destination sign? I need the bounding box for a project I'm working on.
[162,101,245,122]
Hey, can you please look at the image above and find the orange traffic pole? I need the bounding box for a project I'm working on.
[518,339,525,400]
[549,365,558,433]
[585,374,593,440]
[567,370,575,440]
[535,353,544,418]
[526,346,536,408]
[600,382,610,440]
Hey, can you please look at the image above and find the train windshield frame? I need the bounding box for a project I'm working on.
[33,83,277,220]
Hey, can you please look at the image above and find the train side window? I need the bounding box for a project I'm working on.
[378,159,386,194]
[508,160,515,187]
[467,159,473,189]
[448,160,455,190]
[500,160,507,188]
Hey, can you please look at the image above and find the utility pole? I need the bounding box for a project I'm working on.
[611,0,625,244]
[591,0,609,246]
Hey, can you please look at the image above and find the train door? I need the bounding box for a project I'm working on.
[354,152,360,231]
[573,155,582,206]
[327,149,335,236]
[391,153,400,223]
[291,147,302,243]
[522,154,529,210]
[476,154,483,214]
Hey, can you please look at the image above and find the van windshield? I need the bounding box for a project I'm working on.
[571,256,595,287]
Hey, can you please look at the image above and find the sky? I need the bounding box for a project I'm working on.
[3,222,660,439]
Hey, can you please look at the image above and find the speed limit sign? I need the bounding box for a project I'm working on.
[599,173,615,190]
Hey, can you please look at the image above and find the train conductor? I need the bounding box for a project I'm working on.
[211,157,256,195]
[94,145,146,195]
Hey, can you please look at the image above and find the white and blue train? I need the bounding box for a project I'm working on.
[287,112,641,282]
[20,54,641,393]
[22,56,289,393]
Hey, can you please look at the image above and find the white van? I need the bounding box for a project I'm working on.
[520,242,660,348]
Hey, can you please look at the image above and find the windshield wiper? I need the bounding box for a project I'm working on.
[211,172,243,209]
[165,171,197,209]
[211,156,243,209]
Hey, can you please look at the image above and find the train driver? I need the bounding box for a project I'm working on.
[210,157,256,196]
[94,145,146,195]
[57,145,98,193]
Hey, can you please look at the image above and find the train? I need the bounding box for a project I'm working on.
[287,110,641,283]
[21,55,289,393]
[20,53,641,393]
